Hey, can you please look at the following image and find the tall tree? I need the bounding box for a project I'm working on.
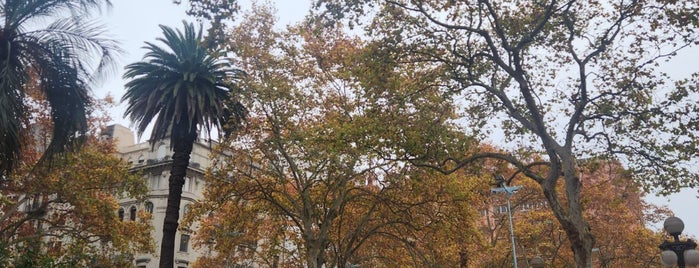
[121,21,246,268]
[312,0,698,266]
[0,0,118,177]
[475,159,670,267]
[182,4,481,267]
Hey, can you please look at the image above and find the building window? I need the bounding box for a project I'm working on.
[118,208,124,221]
[25,197,40,212]
[181,204,191,221]
[179,234,190,252]
[150,176,159,190]
[130,206,137,221]
[156,143,167,160]
[480,209,488,217]
[138,155,144,164]
[183,177,190,193]
[145,201,154,214]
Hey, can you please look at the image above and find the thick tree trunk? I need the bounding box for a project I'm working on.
[542,156,595,268]
[305,239,327,268]
[159,129,196,268]
[306,246,321,268]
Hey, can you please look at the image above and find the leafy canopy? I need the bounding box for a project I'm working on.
[0,0,118,176]
[122,21,245,145]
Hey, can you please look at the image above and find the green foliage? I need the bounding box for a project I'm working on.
[122,21,246,147]
[314,0,699,194]
[0,0,118,176]
[180,0,239,22]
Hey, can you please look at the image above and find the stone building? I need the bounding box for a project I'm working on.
[103,124,214,268]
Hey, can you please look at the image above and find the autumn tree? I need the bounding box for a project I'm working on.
[0,96,153,267]
[573,160,669,267]
[312,0,699,266]
[474,159,671,267]
[190,161,490,268]
[183,4,483,268]
[344,169,490,268]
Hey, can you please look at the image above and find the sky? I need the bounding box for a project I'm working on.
[99,0,310,129]
[98,1,698,237]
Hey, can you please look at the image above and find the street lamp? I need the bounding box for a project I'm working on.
[659,216,699,267]
[491,175,523,268]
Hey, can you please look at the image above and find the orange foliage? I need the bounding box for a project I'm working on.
[0,95,152,267]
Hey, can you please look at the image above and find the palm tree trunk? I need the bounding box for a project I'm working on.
[159,128,197,268]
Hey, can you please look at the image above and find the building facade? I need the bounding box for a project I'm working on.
[104,124,214,268]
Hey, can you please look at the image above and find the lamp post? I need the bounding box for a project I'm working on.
[659,217,699,267]
[491,176,523,268]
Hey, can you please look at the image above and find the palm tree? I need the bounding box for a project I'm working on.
[0,0,117,177]
[122,21,246,268]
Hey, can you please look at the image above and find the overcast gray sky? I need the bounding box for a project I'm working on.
[99,0,309,128]
[98,0,698,237]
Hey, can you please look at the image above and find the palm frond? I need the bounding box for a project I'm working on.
[32,17,121,83]
[3,0,111,30]
[122,21,247,148]
[0,0,115,175]
[0,72,25,174]
[32,43,90,167]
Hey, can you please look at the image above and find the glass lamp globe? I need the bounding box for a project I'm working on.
[661,250,678,267]
[685,249,699,266]
[664,217,685,236]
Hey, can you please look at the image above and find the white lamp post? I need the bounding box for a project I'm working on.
[491,175,523,268]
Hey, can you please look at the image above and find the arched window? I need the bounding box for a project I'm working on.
[145,201,154,214]
[137,155,144,164]
[118,208,125,221]
[130,206,137,221]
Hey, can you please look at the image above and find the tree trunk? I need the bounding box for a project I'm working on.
[306,246,321,268]
[305,240,327,268]
[542,155,595,268]
[459,248,468,268]
[159,128,196,268]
